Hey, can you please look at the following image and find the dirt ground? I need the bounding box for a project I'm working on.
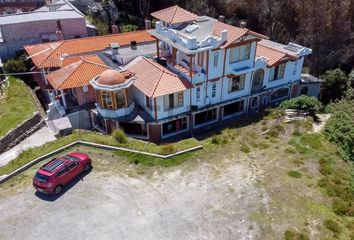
[0,146,269,240]
[0,119,352,240]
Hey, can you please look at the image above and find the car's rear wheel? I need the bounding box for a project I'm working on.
[54,185,63,195]
[84,163,92,172]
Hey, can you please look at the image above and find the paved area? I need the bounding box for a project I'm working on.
[0,152,267,240]
[0,126,56,167]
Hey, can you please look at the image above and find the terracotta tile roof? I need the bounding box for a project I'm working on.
[24,30,154,68]
[46,55,109,90]
[212,21,268,49]
[256,43,297,66]
[61,55,105,67]
[151,5,198,24]
[127,57,193,98]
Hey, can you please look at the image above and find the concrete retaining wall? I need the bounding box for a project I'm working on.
[0,141,203,184]
[0,112,43,153]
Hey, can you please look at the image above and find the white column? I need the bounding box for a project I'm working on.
[60,89,67,108]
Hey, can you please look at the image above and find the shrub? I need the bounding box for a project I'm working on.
[319,164,332,176]
[279,95,323,112]
[160,144,176,155]
[111,129,127,144]
[324,96,354,162]
[323,219,342,233]
[240,144,251,153]
[3,58,27,74]
[284,229,309,240]
[211,135,221,144]
[332,198,350,215]
[120,24,139,33]
[288,170,302,178]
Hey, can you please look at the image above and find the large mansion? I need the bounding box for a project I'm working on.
[25,5,318,142]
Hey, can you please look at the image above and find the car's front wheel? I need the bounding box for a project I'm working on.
[54,185,63,195]
[84,163,92,172]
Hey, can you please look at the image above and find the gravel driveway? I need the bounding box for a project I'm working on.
[0,149,268,240]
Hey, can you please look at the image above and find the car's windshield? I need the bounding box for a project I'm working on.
[35,172,50,182]
[62,156,80,162]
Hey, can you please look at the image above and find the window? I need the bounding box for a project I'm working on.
[229,43,251,63]
[213,52,219,67]
[162,117,188,136]
[223,100,245,117]
[196,87,201,102]
[164,92,184,110]
[269,63,286,81]
[194,108,218,126]
[0,27,3,43]
[251,96,259,108]
[56,168,68,177]
[300,87,308,96]
[66,162,78,171]
[146,96,152,109]
[101,91,113,109]
[211,83,217,98]
[197,52,206,67]
[270,88,289,102]
[252,69,264,92]
[293,61,298,75]
[116,90,126,108]
[228,74,245,92]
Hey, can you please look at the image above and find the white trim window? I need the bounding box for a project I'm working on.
[229,43,251,63]
[196,87,201,102]
[269,63,286,81]
[213,52,219,67]
[228,74,245,92]
[211,83,217,98]
[163,91,184,110]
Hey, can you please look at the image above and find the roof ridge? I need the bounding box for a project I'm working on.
[151,70,165,97]
[57,60,84,89]
[37,42,64,67]
[81,58,110,69]
[170,5,179,23]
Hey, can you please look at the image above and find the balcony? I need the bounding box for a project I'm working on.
[163,54,206,84]
[96,102,135,119]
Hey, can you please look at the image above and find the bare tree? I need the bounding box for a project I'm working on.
[139,0,150,20]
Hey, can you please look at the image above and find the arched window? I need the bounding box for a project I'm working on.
[252,69,264,92]
[300,87,308,96]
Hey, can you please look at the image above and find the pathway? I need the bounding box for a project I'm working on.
[0,127,56,167]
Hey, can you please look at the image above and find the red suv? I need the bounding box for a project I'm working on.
[33,152,92,194]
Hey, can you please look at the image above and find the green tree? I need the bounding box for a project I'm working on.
[320,69,349,104]
[120,24,139,32]
[324,92,354,162]
[279,95,323,112]
[3,59,27,74]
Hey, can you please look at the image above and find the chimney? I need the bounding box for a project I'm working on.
[145,19,152,30]
[131,41,137,50]
[239,21,247,28]
[110,42,119,58]
[112,24,119,34]
[56,30,64,40]
[218,15,225,23]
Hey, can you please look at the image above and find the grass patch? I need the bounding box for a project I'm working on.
[115,151,192,167]
[288,170,302,178]
[284,229,309,240]
[160,144,176,154]
[240,144,251,153]
[0,130,200,176]
[0,77,37,137]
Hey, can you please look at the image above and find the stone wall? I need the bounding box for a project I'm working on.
[0,112,43,153]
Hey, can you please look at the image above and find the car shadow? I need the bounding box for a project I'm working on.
[34,168,92,202]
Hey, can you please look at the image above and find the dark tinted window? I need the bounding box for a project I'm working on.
[35,172,50,182]
[56,168,68,177]
[66,162,77,171]
[62,156,80,162]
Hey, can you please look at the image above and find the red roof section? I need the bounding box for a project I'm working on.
[256,43,298,66]
[24,30,154,68]
[212,21,268,48]
[151,5,198,24]
[128,57,193,98]
[46,55,109,90]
